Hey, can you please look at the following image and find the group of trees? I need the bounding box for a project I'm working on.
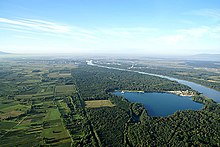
[72,65,192,100]
[127,108,220,146]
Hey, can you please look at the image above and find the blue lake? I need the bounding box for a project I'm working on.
[113,91,203,117]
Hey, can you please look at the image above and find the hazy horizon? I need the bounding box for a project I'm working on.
[1,0,220,55]
[1,51,220,62]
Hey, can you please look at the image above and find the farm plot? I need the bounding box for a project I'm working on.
[14,95,32,101]
[41,108,72,146]
[0,104,71,146]
[0,114,44,146]
[55,85,76,96]
[48,72,72,78]
[0,104,30,120]
[85,100,115,108]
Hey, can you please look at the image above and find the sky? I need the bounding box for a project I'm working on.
[0,0,220,55]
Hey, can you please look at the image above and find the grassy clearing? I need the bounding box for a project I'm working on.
[33,92,54,97]
[14,95,32,101]
[0,104,30,120]
[48,72,60,78]
[41,119,71,142]
[41,108,71,146]
[23,79,41,84]
[0,102,17,110]
[1,104,30,112]
[55,85,76,96]
[39,85,54,93]
[0,121,17,129]
[45,108,61,121]
[58,100,71,114]
[85,100,115,108]
[48,72,71,78]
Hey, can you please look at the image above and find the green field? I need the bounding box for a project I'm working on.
[85,100,115,108]
[0,60,79,146]
[55,85,76,96]
[0,104,30,120]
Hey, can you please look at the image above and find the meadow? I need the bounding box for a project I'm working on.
[85,100,115,108]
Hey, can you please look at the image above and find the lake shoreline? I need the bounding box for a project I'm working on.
[114,90,194,97]
[113,91,203,117]
[166,90,195,97]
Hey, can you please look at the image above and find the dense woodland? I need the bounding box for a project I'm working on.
[96,59,220,92]
[0,58,219,146]
[72,65,192,100]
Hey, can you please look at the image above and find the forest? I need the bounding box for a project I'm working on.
[0,58,219,146]
[95,59,220,92]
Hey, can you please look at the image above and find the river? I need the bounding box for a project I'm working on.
[87,60,220,103]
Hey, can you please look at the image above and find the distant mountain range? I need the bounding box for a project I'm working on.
[0,51,11,55]
[190,54,220,61]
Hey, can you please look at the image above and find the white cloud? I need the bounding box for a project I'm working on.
[179,19,196,25]
[154,25,220,45]
[13,35,37,40]
[0,17,159,46]
[99,27,157,38]
[0,17,96,41]
[1,17,219,54]
[156,34,186,43]
[0,18,70,33]
[177,26,210,38]
[209,25,220,39]
[190,9,220,20]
